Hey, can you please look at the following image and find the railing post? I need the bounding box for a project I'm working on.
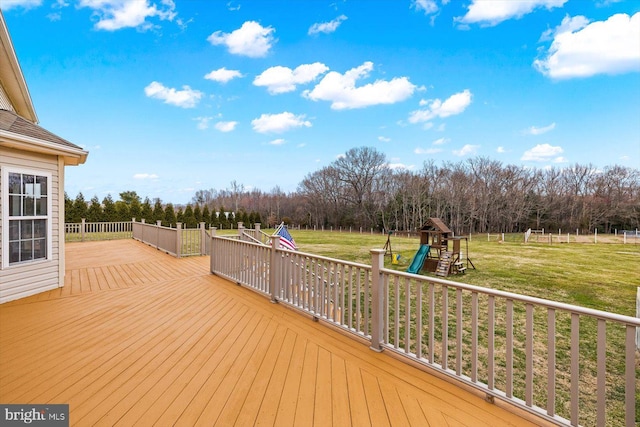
[200,222,206,255]
[238,223,245,240]
[176,222,182,258]
[210,227,217,273]
[370,248,386,352]
[81,218,85,242]
[270,236,281,303]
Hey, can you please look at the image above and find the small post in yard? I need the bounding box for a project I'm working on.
[370,248,386,352]
[595,228,598,244]
[81,218,86,242]
[269,235,281,303]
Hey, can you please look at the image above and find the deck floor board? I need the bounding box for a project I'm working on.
[0,240,548,426]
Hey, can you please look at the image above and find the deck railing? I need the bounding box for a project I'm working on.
[132,220,209,257]
[210,233,639,427]
[65,219,132,241]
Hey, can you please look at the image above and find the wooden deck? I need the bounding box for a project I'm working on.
[0,240,548,426]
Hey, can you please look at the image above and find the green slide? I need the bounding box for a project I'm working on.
[407,244,430,274]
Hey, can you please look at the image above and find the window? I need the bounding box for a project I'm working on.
[2,168,52,267]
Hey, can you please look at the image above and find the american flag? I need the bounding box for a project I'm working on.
[275,224,297,251]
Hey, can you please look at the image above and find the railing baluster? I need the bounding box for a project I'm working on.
[488,295,495,390]
[596,319,606,427]
[442,285,448,371]
[570,313,580,426]
[456,288,463,375]
[547,308,556,418]
[416,281,422,359]
[506,299,513,398]
[394,276,400,349]
[364,270,370,337]
[428,283,435,364]
[525,303,534,407]
[405,276,410,354]
[471,291,478,383]
[625,325,635,427]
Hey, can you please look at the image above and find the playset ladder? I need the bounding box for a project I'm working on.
[435,251,453,277]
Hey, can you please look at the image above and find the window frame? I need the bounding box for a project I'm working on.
[1,166,53,269]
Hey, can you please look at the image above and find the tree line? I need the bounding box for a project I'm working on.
[66,147,639,235]
[64,191,263,229]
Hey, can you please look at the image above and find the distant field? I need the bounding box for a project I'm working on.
[265,229,640,317]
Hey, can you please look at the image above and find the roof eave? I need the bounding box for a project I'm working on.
[0,129,88,166]
[0,10,38,123]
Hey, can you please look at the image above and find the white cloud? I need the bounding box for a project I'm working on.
[453,144,480,156]
[534,13,640,79]
[388,163,415,170]
[497,146,507,153]
[378,136,391,142]
[133,173,159,180]
[432,137,450,145]
[214,121,238,132]
[78,0,176,31]
[269,138,286,146]
[539,15,589,42]
[456,0,567,27]
[1,0,42,10]
[194,116,213,130]
[412,0,438,14]
[303,61,416,110]
[414,147,443,155]
[144,81,203,108]
[251,112,312,134]
[409,89,472,123]
[207,21,275,58]
[204,67,243,83]
[254,63,329,94]
[308,15,347,35]
[524,122,556,135]
[521,143,564,161]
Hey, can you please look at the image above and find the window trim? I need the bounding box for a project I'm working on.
[1,166,53,269]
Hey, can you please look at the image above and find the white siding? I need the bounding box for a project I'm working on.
[0,146,61,303]
[0,85,15,112]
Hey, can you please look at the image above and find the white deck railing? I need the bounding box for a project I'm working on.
[65,220,132,241]
[210,233,639,427]
[132,220,208,257]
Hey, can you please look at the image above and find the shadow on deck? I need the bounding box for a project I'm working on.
[0,240,548,426]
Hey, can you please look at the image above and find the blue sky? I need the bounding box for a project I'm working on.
[3,0,639,204]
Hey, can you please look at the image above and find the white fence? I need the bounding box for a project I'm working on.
[210,233,639,427]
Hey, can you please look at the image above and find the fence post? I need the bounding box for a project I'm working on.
[200,222,206,255]
[176,222,182,258]
[209,227,217,274]
[270,236,281,303]
[370,248,386,352]
[238,223,244,239]
[81,218,86,242]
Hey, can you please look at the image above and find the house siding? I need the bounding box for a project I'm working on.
[0,146,61,303]
[0,85,14,112]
